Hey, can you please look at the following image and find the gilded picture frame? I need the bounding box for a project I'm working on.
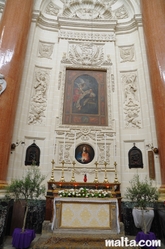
[62,69,107,126]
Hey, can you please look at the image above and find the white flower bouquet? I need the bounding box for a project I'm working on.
[58,187,113,198]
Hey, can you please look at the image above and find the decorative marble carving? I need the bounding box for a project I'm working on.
[115,5,128,19]
[68,42,104,66]
[38,41,54,59]
[61,42,112,67]
[120,46,135,62]
[59,31,116,42]
[0,74,7,95]
[122,73,141,129]
[62,0,112,20]
[58,71,62,90]
[45,1,59,16]
[55,127,115,165]
[28,69,50,125]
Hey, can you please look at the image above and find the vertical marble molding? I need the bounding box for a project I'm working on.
[0,0,34,185]
[140,0,165,185]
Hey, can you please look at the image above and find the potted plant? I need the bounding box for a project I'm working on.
[125,174,159,234]
[5,167,46,248]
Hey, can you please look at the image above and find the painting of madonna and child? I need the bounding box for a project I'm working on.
[63,69,107,126]
[75,144,94,164]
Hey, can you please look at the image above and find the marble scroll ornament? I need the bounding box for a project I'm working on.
[0,74,7,95]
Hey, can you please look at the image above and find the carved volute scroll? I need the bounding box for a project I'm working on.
[0,74,7,95]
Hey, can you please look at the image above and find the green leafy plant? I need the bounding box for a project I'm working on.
[125,174,159,209]
[6,167,46,232]
[125,174,159,234]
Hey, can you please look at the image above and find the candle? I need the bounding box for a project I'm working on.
[74,131,76,158]
[54,131,56,144]
[63,132,66,160]
[104,134,106,161]
[96,132,97,161]
[53,131,56,156]
[114,137,116,161]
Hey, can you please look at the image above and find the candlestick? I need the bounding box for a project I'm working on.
[60,160,65,182]
[93,161,99,183]
[70,161,76,182]
[114,162,119,183]
[103,161,109,183]
[49,159,55,182]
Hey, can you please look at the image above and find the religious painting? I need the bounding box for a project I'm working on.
[75,144,94,164]
[25,142,40,166]
[63,69,107,126]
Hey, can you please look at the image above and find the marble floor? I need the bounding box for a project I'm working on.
[2,234,165,249]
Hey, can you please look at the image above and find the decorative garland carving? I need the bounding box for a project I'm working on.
[122,72,141,129]
[68,43,104,66]
[28,68,50,125]
[61,42,113,67]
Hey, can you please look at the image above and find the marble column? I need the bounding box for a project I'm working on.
[140,0,165,196]
[0,0,34,186]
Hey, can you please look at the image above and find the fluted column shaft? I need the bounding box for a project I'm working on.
[140,0,165,186]
[0,0,34,185]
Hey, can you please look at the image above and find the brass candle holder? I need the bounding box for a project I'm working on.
[60,160,65,182]
[103,161,109,183]
[114,161,119,183]
[70,161,76,182]
[49,159,55,181]
[93,161,99,183]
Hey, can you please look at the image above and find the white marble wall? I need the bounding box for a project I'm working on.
[7,0,161,196]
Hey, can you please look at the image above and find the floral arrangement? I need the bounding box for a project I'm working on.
[58,188,113,198]
[125,174,159,209]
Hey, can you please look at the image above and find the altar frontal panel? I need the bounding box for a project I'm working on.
[60,202,114,229]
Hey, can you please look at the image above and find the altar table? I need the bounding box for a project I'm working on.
[12,228,35,249]
[51,197,120,234]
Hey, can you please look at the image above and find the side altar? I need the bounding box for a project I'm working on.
[45,181,122,222]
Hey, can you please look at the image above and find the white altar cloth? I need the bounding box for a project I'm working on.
[51,197,120,234]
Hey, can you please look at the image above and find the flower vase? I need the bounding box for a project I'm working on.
[132,208,154,234]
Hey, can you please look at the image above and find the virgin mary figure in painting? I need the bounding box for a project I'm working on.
[72,74,98,114]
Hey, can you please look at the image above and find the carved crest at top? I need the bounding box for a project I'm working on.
[62,0,113,20]
[63,42,104,66]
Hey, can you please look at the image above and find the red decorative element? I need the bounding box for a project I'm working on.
[84,174,87,182]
